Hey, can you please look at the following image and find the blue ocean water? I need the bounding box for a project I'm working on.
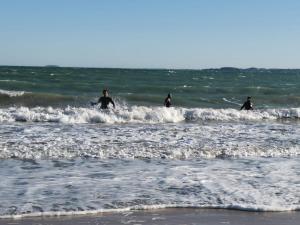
[0,66,299,218]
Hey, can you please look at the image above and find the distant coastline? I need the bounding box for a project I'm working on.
[44,65,60,68]
[0,65,300,71]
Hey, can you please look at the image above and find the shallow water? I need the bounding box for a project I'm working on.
[0,157,299,218]
[0,121,299,160]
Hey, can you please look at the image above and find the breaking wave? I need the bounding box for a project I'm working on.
[0,106,299,124]
[0,89,26,97]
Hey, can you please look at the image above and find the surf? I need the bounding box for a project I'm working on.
[0,105,299,124]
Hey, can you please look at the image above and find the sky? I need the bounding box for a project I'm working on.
[1,0,300,69]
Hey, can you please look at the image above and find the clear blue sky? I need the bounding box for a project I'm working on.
[1,0,300,69]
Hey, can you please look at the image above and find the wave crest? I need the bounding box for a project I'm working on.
[0,89,26,97]
[0,106,299,123]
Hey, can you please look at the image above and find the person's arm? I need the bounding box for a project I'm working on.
[164,97,169,106]
[250,103,254,110]
[91,97,101,106]
[240,103,245,110]
[110,98,115,108]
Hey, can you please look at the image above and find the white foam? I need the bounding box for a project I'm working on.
[0,89,26,97]
[0,80,18,82]
[0,106,299,124]
[0,158,299,218]
[1,204,299,219]
[0,120,299,160]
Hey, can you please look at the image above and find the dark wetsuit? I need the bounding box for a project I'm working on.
[98,96,115,109]
[241,100,253,110]
[164,97,171,108]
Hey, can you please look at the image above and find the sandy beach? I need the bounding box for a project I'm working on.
[1,208,299,225]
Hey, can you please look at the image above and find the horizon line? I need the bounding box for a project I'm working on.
[1,64,300,70]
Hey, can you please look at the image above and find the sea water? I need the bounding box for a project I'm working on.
[0,66,299,218]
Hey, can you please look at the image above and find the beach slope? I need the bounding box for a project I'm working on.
[1,209,299,225]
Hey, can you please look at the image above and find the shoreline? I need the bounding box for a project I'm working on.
[1,208,299,225]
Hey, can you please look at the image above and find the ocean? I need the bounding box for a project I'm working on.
[0,66,299,218]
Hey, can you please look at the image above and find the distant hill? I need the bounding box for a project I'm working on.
[220,67,240,71]
[45,65,60,67]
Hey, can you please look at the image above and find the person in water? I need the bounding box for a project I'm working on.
[96,89,115,109]
[164,93,172,107]
[240,96,253,110]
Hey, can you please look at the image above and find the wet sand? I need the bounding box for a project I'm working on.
[1,208,299,225]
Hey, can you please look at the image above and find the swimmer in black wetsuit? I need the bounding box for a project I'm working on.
[164,93,172,108]
[240,96,253,110]
[97,89,115,109]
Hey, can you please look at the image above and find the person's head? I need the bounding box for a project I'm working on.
[167,93,171,98]
[103,89,108,97]
[247,96,251,101]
